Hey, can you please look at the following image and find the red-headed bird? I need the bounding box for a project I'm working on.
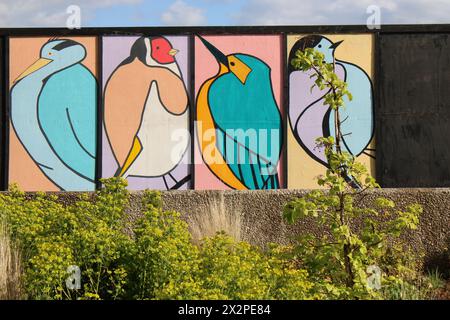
[104,36,189,189]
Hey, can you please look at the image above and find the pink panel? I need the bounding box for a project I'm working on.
[194,35,283,190]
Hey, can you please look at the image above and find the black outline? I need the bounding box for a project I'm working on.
[171,174,191,190]
[374,31,382,185]
[66,108,95,159]
[35,161,53,170]
[162,175,169,190]
[281,33,288,189]
[168,172,177,183]
[0,25,448,38]
[53,39,79,51]
[188,34,195,189]
[96,35,102,189]
[1,36,9,190]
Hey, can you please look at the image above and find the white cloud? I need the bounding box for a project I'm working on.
[234,0,450,25]
[2,0,449,27]
[161,0,206,26]
[0,0,142,27]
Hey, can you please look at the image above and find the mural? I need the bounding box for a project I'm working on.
[287,34,375,188]
[9,37,97,191]
[195,35,283,190]
[102,36,190,190]
[5,33,375,191]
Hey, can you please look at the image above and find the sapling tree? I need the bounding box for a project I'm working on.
[284,47,422,299]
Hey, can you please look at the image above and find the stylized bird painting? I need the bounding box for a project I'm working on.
[196,35,283,190]
[288,35,374,167]
[104,36,190,190]
[11,38,97,191]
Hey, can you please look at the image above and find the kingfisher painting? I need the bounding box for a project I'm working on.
[196,35,283,190]
[10,38,97,191]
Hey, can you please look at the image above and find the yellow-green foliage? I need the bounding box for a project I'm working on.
[129,191,317,300]
[0,178,317,300]
[285,47,439,300]
[0,179,133,299]
[193,237,318,300]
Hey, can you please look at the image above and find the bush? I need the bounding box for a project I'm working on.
[283,45,444,300]
[0,178,317,300]
[0,177,444,300]
[194,237,319,300]
[0,179,133,299]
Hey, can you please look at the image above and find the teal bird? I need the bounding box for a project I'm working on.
[196,36,283,190]
[11,39,97,191]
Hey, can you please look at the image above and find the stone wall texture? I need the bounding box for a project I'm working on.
[15,188,450,272]
[160,189,450,272]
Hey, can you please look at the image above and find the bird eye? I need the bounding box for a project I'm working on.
[230,62,235,66]
[156,46,160,50]
[318,44,322,48]
[48,52,52,55]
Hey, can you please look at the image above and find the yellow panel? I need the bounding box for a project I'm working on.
[287,34,375,189]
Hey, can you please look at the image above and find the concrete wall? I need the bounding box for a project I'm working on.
[161,189,450,272]
[11,188,450,272]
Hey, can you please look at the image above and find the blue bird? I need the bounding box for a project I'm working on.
[288,35,374,168]
[11,39,97,191]
[197,36,283,190]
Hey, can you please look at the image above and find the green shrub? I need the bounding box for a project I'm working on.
[129,191,317,300]
[130,191,202,299]
[284,46,440,300]
[0,178,318,300]
[194,236,319,300]
[1,176,442,300]
[0,178,133,299]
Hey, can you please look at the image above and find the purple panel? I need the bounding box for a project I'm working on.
[101,36,190,190]
[289,65,345,163]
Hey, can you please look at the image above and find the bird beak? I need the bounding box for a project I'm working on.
[196,34,229,68]
[169,49,179,56]
[329,40,344,50]
[14,58,52,83]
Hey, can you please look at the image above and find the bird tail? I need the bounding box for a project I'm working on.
[261,173,280,190]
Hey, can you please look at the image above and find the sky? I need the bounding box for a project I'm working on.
[0,0,449,27]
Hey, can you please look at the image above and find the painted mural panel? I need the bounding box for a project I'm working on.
[287,34,375,189]
[195,35,283,190]
[9,37,97,191]
[102,36,191,190]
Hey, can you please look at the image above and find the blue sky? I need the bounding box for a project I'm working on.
[0,0,449,27]
[92,0,245,27]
